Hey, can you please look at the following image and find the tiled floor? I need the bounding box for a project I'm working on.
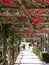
[14,49,49,65]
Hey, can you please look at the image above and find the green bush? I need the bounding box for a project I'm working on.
[33,48,49,63]
[0,58,4,63]
[33,48,40,55]
[39,51,44,59]
[39,51,49,59]
[42,53,49,63]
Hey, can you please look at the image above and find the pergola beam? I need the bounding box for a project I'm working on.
[0,13,49,16]
[0,22,49,24]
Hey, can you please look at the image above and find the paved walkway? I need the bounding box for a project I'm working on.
[14,49,49,65]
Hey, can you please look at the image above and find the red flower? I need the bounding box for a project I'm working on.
[46,3,49,7]
[33,17,40,24]
[0,0,2,3]
[4,0,11,4]
[28,9,37,13]
[28,8,33,13]
[32,9,37,13]
[28,27,33,33]
[38,9,43,14]
[34,0,37,2]
[46,0,49,2]
[37,30,41,33]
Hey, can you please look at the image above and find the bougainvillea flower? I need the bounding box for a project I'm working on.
[37,30,42,33]
[0,0,2,3]
[46,4,49,7]
[33,17,40,24]
[34,0,37,2]
[38,9,43,14]
[33,9,37,13]
[46,0,49,2]
[28,27,33,33]
[28,9,33,13]
[4,0,11,4]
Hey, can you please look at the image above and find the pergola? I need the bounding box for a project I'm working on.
[0,0,49,65]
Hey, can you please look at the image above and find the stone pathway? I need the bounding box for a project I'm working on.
[14,49,49,65]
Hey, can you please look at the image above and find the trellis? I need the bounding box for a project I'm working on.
[0,0,49,65]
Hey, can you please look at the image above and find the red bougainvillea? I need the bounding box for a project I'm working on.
[46,0,49,2]
[38,9,43,14]
[4,0,11,4]
[28,8,33,13]
[0,0,2,3]
[28,27,33,33]
[33,17,40,24]
[34,0,36,1]
[28,9,43,14]
[36,30,42,33]
[32,9,37,13]
[28,9,37,13]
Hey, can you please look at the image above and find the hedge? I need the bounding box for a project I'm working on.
[32,47,49,63]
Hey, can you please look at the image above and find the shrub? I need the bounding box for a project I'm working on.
[0,58,4,63]
[42,53,49,63]
[38,51,49,63]
[39,51,44,59]
[33,47,49,63]
[33,48,40,55]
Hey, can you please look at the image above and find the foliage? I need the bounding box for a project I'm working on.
[33,47,49,63]
[0,58,4,63]
[33,47,40,55]
[2,23,11,38]
[0,51,4,63]
[42,53,49,63]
